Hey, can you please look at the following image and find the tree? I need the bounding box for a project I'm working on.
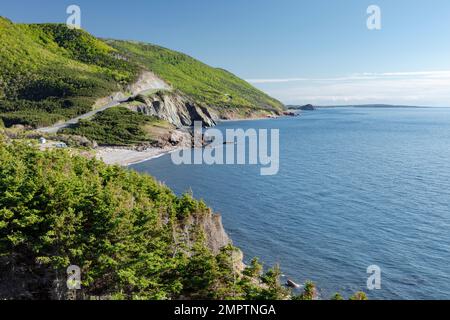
[332,293,344,300]
[292,281,317,300]
[0,142,243,300]
[350,291,368,300]
[259,264,289,300]
[243,258,263,278]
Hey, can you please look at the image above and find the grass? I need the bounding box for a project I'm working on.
[61,107,167,146]
[0,16,284,134]
[108,40,284,112]
[0,17,139,127]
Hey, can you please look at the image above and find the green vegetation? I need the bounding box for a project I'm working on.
[0,140,291,300]
[0,17,139,127]
[108,40,284,113]
[332,293,344,300]
[350,291,368,301]
[0,17,283,130]
[61,107,165,146]
[0,16,363,301]
[0,137,368,300]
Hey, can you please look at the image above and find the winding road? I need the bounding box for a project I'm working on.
[36,71,172,134]
[36,96,130,134]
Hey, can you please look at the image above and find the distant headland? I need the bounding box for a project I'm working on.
[288,104,429,110]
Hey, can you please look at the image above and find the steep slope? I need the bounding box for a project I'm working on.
[0,17,284,131]
[0,17,140,127]
[0,139,290,300]
[108,40,284,115]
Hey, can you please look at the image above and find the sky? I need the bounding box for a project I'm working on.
[1,0,450,106]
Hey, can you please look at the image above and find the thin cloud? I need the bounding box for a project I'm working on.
[246,78,309,84]
[249,70,450,106]
[246,70,450,84]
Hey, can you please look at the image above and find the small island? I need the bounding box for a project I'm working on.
[287,104,317,111]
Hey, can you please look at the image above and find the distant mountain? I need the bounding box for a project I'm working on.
[0,17,284,128]
[287,104,317,110]
[288,104,428,110]
[319,104,427,108]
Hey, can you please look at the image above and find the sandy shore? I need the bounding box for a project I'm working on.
[95,115,291,166]
[96,146,180,166]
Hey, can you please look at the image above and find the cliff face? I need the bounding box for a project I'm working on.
[196,212,231,254]
[0,202,239,300]
[127,91,217,128]
[200,213,245,273]
[127,71,172,95]
[184,211,245,272]
[0,209,240,300]
[125,89,282,129]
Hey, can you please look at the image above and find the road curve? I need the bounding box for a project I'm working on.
[36,97,130,134]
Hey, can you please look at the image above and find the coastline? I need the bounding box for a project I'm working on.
[95,114,290,167]
[96,145,181,167]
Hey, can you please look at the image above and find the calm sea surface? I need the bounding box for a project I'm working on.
[131,107,450,300]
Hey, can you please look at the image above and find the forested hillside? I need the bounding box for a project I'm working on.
[0,138,292,300]
[108,40,284,112]
[0,17,139,127]
[0,17,283,129]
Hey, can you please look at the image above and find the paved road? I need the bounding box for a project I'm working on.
[36,96,131,134]
[36,88,168,133]
[36,97,133,133]
[37,86,171,134]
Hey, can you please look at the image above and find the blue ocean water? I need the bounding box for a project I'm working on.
[131,107,450,300]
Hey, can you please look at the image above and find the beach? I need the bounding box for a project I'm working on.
[96,145,180,166]
[94,115,291,167]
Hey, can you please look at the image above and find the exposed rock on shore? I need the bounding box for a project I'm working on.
[287,104,317,111]
[126,91,217,128]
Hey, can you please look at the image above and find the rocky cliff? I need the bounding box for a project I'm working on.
[127,71,172,95]
[125,89,283,129]
[0,209,240,300]
[126,91,217,128]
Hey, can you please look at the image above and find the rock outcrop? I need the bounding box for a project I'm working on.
[185,211,245,272]
[200,213,231,255]
[127,71,172,95]
[122,73,281,128]
[126,91,218,128]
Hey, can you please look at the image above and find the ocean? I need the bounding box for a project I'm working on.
[131,107,450,300]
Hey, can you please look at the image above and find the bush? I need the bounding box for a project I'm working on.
[350,291,368,300]
[0,141,224,299]
[0,142,289,300]
[61,107,160,146]
[332,293,344,300]
[0,19,140,128]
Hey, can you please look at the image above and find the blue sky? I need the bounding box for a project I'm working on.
[1,0,450,106]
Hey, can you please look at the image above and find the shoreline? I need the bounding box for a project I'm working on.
[96,114,289,167]
[96,145,181,167]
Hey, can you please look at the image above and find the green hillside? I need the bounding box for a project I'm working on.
[0,17,139,127]
[108,40,284,112]
[60,107,168,146]
[0,138,291,300]
[0,17,283,129]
